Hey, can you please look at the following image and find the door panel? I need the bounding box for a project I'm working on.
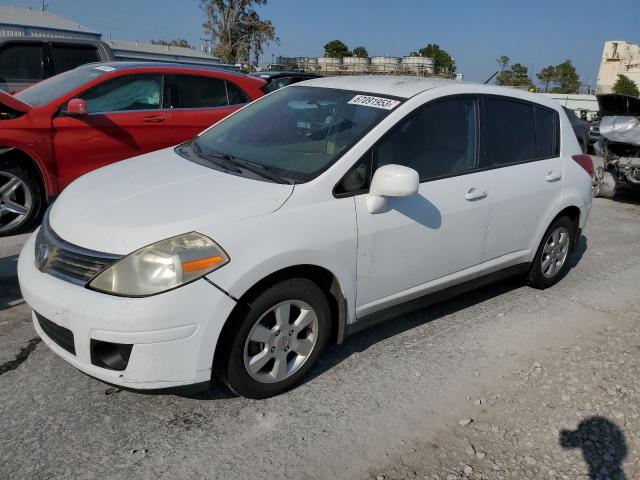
[480,97,563,263]
[355,172,492,315]
[172,106,237,142]
[483,159,562,262]
[51,74,173,189]
[354,96,491,316]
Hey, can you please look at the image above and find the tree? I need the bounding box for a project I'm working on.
[497,55,510,71]
[551,60,580,94]
[352,46,368,58]
[151,38,193,48]
[324,39,350,58]
[200,0,277,65]
[496,63,531,87]
[612,74,640,97]
[410,44,456,74]
[536,66,556,93]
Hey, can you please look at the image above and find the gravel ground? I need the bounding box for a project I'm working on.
[1,194,639,479]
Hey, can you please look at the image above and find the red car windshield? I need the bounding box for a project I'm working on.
[15,64,113,106]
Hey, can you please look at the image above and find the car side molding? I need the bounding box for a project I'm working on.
[345,263,530,338]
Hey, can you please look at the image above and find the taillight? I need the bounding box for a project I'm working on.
[572,154,594,178]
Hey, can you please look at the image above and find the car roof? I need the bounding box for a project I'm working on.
[76,61,260,83]
[251,71,322,79]
[296,75,458,99]
[294,76,568,112]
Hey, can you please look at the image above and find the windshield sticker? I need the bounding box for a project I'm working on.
[348,95,400,110]
[94,66,116,72]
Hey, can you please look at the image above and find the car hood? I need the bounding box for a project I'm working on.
[0,90,31,113]
[49,148,294,254]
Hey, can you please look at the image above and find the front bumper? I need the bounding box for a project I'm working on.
[18,232,237,390]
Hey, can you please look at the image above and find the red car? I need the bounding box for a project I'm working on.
[0,62,266,236]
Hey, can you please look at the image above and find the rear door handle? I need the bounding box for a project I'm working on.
[464,188,488,201]
[546,171,562,182]
[142,116,168,123]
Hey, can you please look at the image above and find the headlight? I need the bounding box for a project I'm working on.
[88,232,229,297]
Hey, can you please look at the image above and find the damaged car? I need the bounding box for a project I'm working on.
[593,94,640,198]
[0,62,265,236]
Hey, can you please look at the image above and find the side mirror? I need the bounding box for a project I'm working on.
[366,164,419,214]
[66,98,88,116]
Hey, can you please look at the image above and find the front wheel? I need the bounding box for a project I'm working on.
[0,165,42,237]
[220,278,331,399]
[527,216,576,289]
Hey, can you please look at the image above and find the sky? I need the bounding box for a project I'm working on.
[4,0,640,87]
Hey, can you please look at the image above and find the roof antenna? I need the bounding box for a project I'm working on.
[484,71,498,84]
[41,0,49,11]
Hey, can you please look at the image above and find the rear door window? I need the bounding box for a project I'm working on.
[177,75,228,108]
[52,45,100,74]
[482,97,536,167]
[374,97,478,181]
[0,44,43,82]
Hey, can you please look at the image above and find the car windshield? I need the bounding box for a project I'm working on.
[15,64,111,106]
[183,86,400,183]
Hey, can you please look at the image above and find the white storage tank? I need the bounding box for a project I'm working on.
[317,57,343,73]
[370,56,401,73]
[342,56,370,73]
[401,56,435,75]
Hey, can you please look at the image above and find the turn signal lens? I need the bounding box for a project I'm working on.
[182,256,224,273]
[88,232,229,297]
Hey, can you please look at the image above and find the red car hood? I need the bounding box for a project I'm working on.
[0,91,31,113]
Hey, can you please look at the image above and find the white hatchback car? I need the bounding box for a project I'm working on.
[18,76,593,398]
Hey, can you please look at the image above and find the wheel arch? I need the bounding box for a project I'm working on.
[212,264,348,377]
[0,146,52,199]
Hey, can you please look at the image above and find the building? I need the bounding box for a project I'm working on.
[0,6,223,66]
[0,5,100,40]
[597,40,640,94]
[541,93,598,120]
[105,40,222,66]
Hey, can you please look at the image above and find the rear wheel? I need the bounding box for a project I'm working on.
[219,278,331,399]
[527,216,575,289]
[0,164,42,237]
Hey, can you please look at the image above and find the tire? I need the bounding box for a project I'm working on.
[526,216,576,290]
[0,163,42,237]
[219,278,331,399]
[594,171,616,199]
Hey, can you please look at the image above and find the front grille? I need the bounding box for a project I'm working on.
[35,209,122,286]
[36,312,76,355]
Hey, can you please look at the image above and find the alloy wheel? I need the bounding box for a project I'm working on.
[0,171,32,234]
[243,300,319,384]
[541,226,570,278]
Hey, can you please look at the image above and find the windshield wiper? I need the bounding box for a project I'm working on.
[191,141,291,184]
[191,141,242,173]
[225,156,293,185]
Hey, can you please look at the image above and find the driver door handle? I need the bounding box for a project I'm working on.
[546,171,562,182]
[142,115,168,123]
[464,188,488,201]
